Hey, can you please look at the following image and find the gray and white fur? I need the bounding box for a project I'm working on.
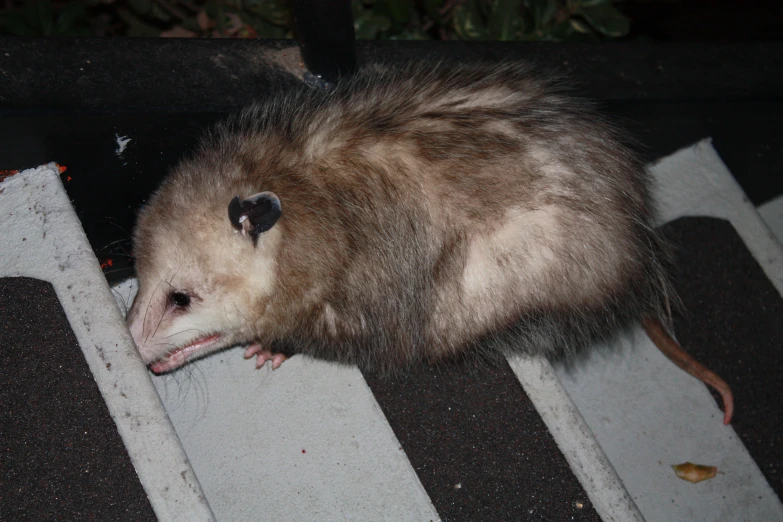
[128,61,729,418]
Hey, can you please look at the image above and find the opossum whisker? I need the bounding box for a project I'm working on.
[100,217,133,236]
[97,237,133,251]
[162,328,210,341]
[142,274,169,345]
[112,286,134,316]
[101,267,136,277]
[149,265,183,342]
[98,252,135,260]
[150,298,169,342]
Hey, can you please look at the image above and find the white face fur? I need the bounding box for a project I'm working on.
[127,193,281,373]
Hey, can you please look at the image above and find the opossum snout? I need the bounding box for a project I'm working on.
[125,274,254,372]
[126,286,185,364]
[126,291,158,363]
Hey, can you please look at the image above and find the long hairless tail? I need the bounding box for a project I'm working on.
[642,317,734,425]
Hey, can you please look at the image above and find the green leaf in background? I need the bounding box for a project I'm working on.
[26,0,54,35]
[0,0,86,36]
[127,0,173,25]
[0,4,30,35]
[477,0,493,20]
[542,18,597,41]
[389,28,431,40]
[422,0,445,24]
[149,3,172,23]
[569,16,593,34]
[0,10,34,36]
[242,13,288,38]
[578,0,611,7]
[576,1,629,38]
[453,0,490,40]
[488,0,523,41]
[55,2,88,35]
[244,0,290,27]
[351,0,364,21]
[527,0,557,32]
[117,8,161,37]
[376,0,412,25]
[354,8,392,39]
[128,0,152,16]
[204,0,228,35]
[0,0,631,41]
[181,15,202,33]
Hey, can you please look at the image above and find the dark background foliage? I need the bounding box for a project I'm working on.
[0,0,631,40]
[0,0,779,42]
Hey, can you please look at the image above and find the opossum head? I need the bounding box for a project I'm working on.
[127,187,282,373]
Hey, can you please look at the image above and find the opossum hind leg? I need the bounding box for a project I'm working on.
[244,343,288,370]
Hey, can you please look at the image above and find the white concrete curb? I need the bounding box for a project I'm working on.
[508,354,646,522]
[551,140,783,522]
[0,164,215,521]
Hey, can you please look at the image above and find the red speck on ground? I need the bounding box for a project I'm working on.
[302,449,306,454]
[0,169,19,182]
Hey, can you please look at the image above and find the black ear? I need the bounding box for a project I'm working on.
[228,192,282,246]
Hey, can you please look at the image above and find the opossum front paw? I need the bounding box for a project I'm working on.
[243,343,287,370]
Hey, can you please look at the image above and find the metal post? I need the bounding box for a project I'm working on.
[291,0,357,87]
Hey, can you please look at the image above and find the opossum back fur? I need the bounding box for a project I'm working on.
[133,60,673,374]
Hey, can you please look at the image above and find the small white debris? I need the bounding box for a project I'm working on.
[115,134,131,156]
[454,482,461,489]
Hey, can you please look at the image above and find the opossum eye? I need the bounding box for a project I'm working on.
[170,291,191,308]
[228,191,281,247]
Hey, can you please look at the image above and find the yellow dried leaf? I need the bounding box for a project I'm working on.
[672,462,717,483]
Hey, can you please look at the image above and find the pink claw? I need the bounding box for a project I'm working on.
[244,343,287,370]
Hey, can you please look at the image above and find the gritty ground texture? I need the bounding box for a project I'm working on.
[0,277,155,521]
[555,142,783,522]
[663,217,783,501]
[363,361,601,522]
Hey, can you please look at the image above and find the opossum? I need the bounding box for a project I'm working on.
[127,61,733,424]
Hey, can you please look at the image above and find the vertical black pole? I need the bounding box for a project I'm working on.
[291,0,358,86]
